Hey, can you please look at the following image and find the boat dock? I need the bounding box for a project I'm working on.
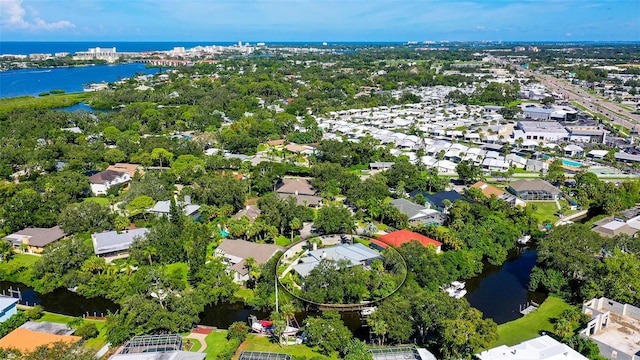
[519,301,540,315]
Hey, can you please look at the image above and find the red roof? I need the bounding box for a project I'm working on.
[377,229,442,248]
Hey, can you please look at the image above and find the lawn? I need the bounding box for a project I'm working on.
[236,334,334,360]
[275,236,292,247]
[527,201,559,225]
[491,296,573,347]
[83,197,111,206]
[0,254,39,285]
[184,337,203,352]
[204,331,229,359]
[37,312,108,350]
[4,254,39,267]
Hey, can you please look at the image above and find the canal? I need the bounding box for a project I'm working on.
[464,246,546,324]
[0,245,545,328]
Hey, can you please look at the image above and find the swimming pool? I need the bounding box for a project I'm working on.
[562,159,585,168]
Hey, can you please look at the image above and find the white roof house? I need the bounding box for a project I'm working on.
[436,160,457,174]
[505,154,527,168]
[476,335,588,360]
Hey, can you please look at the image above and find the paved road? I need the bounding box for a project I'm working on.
[535,74,640,133]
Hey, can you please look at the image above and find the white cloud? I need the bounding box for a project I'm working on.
[0,0,75,30]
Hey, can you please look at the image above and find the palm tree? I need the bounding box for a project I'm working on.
[369,317,388,346]
[0,242,14,262]
[18,242,29,254]
[142,245,157,266]
[289,217,302,242]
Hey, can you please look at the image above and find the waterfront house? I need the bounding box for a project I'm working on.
[92,228,149,260]
[291,243,382,279]
[476,335,588,360]
[0,328,81,353]
[376,230,442,253]
[508,179,562,201]
[215,239,283,284]
[2,226,65,254]
[0,297,18,323]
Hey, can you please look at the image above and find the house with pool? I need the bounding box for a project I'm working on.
[507,179,562,201]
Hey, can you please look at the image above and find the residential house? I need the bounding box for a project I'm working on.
[476,335,588,360]
[421,190,465,212]
[435,160,457,175]
[89,169,131,195]
[563,144,584,157]
[376,230,442,253]
[580,297,640,360]
[369,162,395,171]
[389,198,444,226]
[0,297,18,323]
[0,328,81,353]
[92,228,149,259]
[525,159,549,173]
[2,226,65,254]
[215,239,283,283]
[106,163,144,178]
[276,178,322,207]
[482,157,510,172]
[234,205,262,223]
[505,154,527,169]
[291,243,382,279]
[587,150,609,160]
[591,206,640,238]
[148,197,201,220]
[508,179,562,200]
[614,151,640,164]
[470,181,526,207]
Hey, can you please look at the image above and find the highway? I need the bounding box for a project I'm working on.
[535,74,640,133]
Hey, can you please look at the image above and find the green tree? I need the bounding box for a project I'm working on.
[314,204,356,234]
[456,160,483,185]
[151,148,174,168]
[303,310,353,356]
[58,201,114,234]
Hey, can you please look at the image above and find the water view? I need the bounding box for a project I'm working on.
[0,247,542,328]
[465,247,547,324]
[0,63,160,98]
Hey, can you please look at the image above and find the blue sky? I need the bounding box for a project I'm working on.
[1,0,638,42]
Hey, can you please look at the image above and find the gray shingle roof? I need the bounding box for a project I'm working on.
[92,228,149,255]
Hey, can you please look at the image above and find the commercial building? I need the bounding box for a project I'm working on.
[512,121,569,142]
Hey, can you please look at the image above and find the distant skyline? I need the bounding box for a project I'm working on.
[1,0,639,42]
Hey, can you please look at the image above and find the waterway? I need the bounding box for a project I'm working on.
[464,246,546,324]
[0,246,543,328]
[0,63,160,98]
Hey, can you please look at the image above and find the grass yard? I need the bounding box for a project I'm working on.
[204,331,229,359]
[184,337,203,352]
[37,312,108,350]
[527,201,559,225]
[237,334,334,360]
[491,296,573,347]
[2,254,39,267]
[275,236,292,247]
[83,197,111,206]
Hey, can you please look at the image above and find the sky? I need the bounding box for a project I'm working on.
[1,0,639,42]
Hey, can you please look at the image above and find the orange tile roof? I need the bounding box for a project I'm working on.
[0,328,81,352]
[471,181,505,197]
[377,229,442,248]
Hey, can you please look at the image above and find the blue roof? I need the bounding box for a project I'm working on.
[423,190,465,209]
